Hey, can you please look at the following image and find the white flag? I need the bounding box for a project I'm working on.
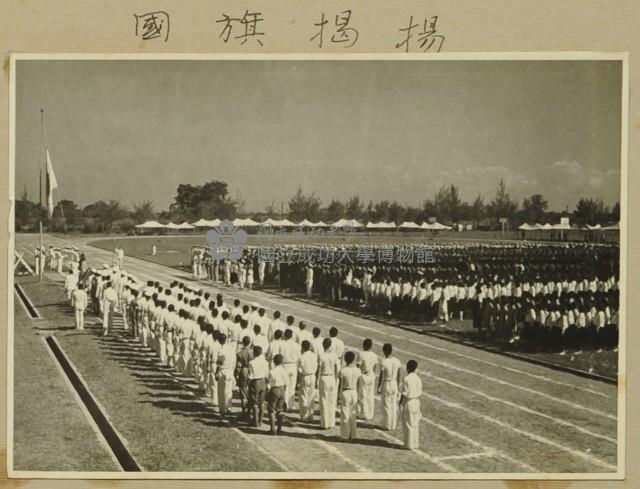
[46,149,58,217]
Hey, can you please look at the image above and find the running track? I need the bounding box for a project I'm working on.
[14,234,621,476]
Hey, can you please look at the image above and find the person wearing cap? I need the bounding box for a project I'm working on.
[400,359,422,449]
[357,338,378,421]
[297,340,318,422]
[318,337,339,429]
[339,351,361,440]
[378,343,401,430]
[266,353,288,435]
[248,345,269,427]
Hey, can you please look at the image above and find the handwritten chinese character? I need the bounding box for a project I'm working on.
[395,15,444,53]
[134,11,170,42]
[217,10,265,46]
[311,10,359,48]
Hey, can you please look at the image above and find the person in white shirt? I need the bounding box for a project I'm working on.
[305,264,314,298]
[252,324,269,353]
[296,320,314,345]
[102,281,118,337]
[317,338,340,429]
[216,333,237,417]
[400,359,423,449]
[267,354,289,435]
[328,327,345,364]
[297,340,318,422]
[357,338,378,421]
[310,326,324,354]
[281,329,300,410]
[339,351,362,441]
[64,270,79,301]
[378,343,402,431]
[248,345,269,427]
[71,284,88,330]
[269,310,285,341]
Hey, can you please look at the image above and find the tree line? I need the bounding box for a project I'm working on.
[15,179,619,233]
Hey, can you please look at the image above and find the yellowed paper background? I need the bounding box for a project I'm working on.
[1,1,638,488]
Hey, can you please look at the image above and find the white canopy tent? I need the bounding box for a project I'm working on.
[233,218,260,227]
[421,221,452,230]
[399,221,421,229]
[175,222,195,230]
[366,221,396,229]
[602,222,620,230]
[135,220,167,229]
[332,218,364,228]
[192,218,210,227]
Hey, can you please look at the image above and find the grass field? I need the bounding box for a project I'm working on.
[13,233,620,475]
[13,277,119,472]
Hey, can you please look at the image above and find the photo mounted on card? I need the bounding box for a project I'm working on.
[7,53,627,480]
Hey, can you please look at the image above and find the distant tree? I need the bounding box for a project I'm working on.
[388,201,406,224]
[487,178,518,220]
[132,201,156,223]
[422,198,436,220]
[573,197,607,225]
[15,193,42,231]
[373,200,391,222]
[288,187,322,222]
[470,194,486,227]
[264,200,277,217]
[83,200,129,232]
[170,180,237,221]
[345,195,364,220]
[404,205,423,223]
[520,194,548,223]
[433,184,462,222]
[325,199,346,222]
[610,202,620,221]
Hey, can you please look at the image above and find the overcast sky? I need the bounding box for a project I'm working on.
[15,59,622,213]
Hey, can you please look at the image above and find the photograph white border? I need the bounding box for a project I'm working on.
[7,51,629,480]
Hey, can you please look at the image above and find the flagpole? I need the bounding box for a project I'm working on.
[39,108,44,281]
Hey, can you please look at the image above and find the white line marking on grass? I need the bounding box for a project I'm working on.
[436,451,495,462]
[419,415,538,472]
[41,336,124,472]
[285,425,372,472]
[425,392,617,472]
[373,429,455,472]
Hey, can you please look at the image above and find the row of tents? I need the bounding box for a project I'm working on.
[518,222,620,231]
[135,218,454,231]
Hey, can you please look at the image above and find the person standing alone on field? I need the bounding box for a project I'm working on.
[400,359,422,449]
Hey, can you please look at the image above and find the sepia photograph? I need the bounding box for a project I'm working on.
[8,54,626,478]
